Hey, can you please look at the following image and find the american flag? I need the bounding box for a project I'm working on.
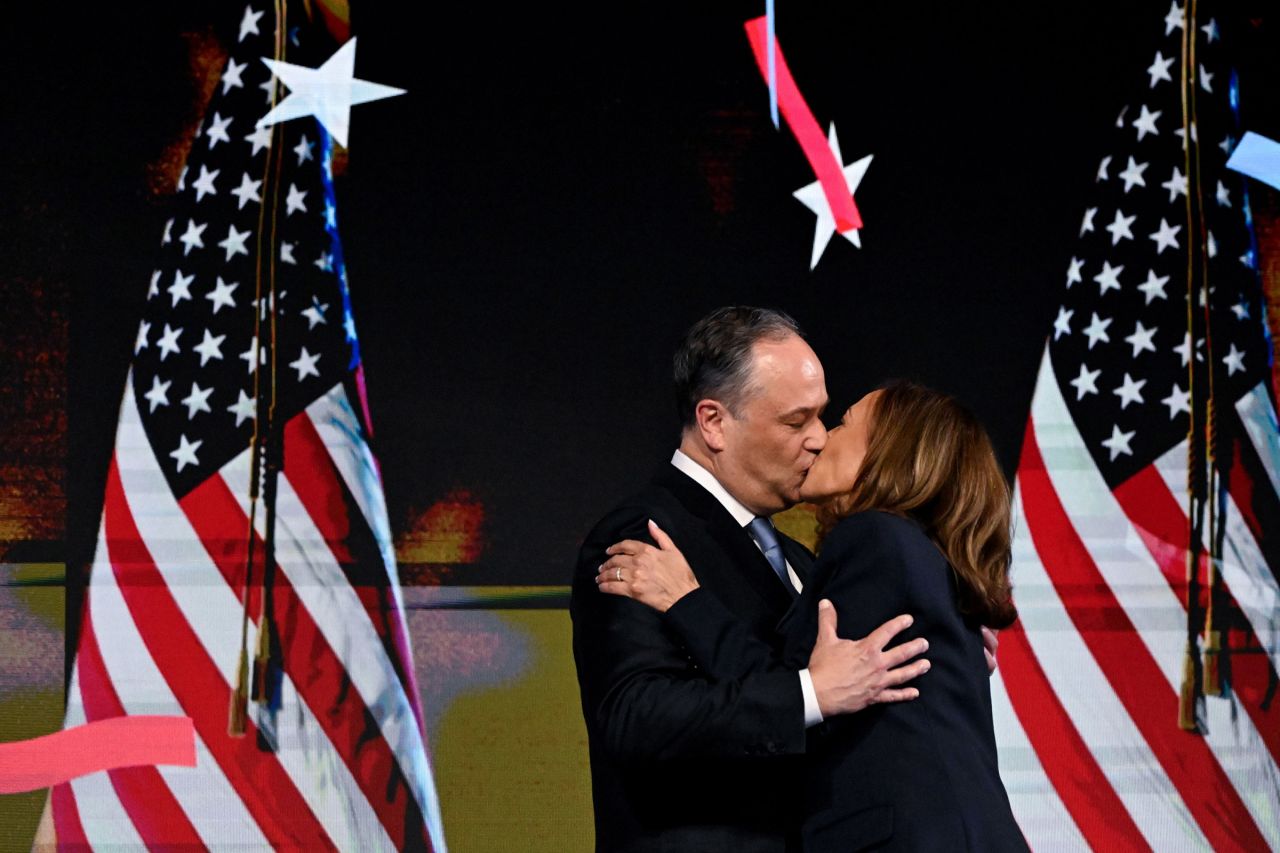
[48,4,446,850]
[990,4,1280,850]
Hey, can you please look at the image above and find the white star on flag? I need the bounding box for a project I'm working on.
[286,183,308,215]
[1132,105,1161,140]
[1147,52,1174,87]
[1094,261,1123,294]
[1083,312,1112,349]
[1066,257,1084,287]
[143,375,171,413]
[221,57,247,93]
[257,38,407,147]
[193,329,226,366]
[1137,269,1169,303]
[1113,372,1147,409]
[230,172,262,209]
[1223,344,1246,375]
[1101,424,1136,460]
[1161,166,1187,201]
[1080,207,1098,235]
[168,270,195,307]
[1124,321,1157,356]
[192,165,220,201]
[156,324,183,361]
[178,220,206,256]
[181,382,214,419]
[1149,218,1181,254]
[227,389,256,427]
[218,224,252,260]
[1117,157,1148,192]
[205,276,239,314]
[1105,210,1136,244]
[1161,383,1190,418]
[290,347,321,381]
[791,123,873,270]
[169,434,203,472]
[1070,363,1101,400]
[1053,307,1073,340]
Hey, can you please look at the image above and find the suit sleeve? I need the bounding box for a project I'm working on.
[783,513,917,665]
[572,508,806,767]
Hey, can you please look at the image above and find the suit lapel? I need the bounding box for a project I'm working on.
[654,465,795,616]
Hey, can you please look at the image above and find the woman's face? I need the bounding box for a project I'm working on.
[799,390,880,502]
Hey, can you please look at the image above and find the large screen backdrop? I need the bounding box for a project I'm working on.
[2,1,1280,849]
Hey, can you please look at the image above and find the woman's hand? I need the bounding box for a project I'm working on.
[597,520,700,613]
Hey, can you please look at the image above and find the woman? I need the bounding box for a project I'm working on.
[598,380,1026,852]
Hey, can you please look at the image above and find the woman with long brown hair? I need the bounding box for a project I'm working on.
[778,379,1024,851]
[599,379,1026,851]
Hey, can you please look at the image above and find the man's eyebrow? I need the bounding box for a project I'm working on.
[779,404,821,419]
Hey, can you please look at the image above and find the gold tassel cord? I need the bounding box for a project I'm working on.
[1186,0,1224,699]
[1176,0,1203,732]
[229,0,289,737]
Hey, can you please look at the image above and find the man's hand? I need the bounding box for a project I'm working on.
[808,600,930,717]
[597,520,700,613]
[982,626,999,676]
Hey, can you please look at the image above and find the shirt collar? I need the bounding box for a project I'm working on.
[671,449,756,528]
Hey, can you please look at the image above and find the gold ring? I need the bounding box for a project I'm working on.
[615,567,622,582]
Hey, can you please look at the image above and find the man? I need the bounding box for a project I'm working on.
[570,306,933,852]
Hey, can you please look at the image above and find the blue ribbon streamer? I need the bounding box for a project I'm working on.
[766,0,778,128]
[1226,131,1280,192]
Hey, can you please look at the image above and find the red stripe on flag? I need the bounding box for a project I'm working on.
[1111,466,1199,606]
[1113,462,1280,771]
[743,16,862,232]
[102,457,337,851]
[51,781,89,851]
[75,602,203,849]
[283,411,427,736]
[180,471,428,851]
[998,621,1150,852]
[1018,420,1270,850]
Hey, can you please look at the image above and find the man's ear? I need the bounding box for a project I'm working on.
[695,399,729,452]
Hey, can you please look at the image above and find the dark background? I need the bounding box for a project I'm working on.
[4,2,1278,587]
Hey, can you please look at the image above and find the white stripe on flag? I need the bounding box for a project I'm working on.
[1030,355,1280,849]
[220,450,439,830]
[989,669,1089,851]
[114,372,394,852]
[86,525,270,850]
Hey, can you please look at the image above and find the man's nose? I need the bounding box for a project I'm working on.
[806,422,829,451]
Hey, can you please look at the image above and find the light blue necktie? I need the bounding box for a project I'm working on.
[747,517,793,594]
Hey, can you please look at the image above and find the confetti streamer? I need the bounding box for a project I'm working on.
[744,16,861,232]
[0,717,194,793]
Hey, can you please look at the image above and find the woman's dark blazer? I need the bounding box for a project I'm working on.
[779,510,1027,853]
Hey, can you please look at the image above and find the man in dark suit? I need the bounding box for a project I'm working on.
[571,307,931,852]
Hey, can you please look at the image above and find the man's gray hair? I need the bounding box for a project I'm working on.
[673,306,804,427]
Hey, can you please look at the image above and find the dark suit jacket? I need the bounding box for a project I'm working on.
[571,464,815,853]
[779,511,1027,853]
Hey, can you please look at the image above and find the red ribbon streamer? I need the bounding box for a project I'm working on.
[744,16,862,232]
[0,716,195,793]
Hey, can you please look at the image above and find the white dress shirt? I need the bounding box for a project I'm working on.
[671,450,824,727]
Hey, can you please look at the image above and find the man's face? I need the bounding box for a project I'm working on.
[718,335,828,515]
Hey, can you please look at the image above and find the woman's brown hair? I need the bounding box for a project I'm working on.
[815,380,1017,628]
